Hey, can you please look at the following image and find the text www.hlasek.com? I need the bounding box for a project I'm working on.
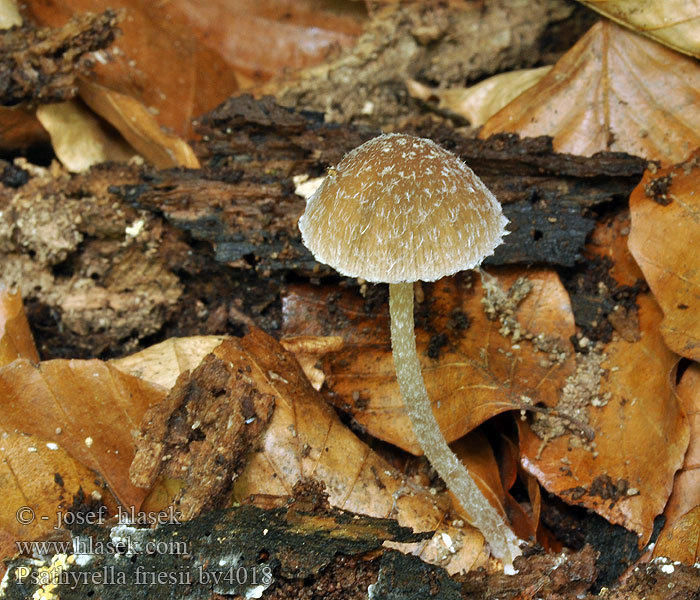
[15,535,189,557]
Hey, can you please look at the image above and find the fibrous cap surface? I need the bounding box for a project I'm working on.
[299,133,508,283]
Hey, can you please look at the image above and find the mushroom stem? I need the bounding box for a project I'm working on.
[389,281,521,569]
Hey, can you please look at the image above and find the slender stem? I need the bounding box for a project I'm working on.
[389,282,521,569]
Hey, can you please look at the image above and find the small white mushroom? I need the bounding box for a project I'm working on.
[298,133,519,568]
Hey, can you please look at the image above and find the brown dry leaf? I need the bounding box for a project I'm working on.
[0,0,21,28]
[578,1,700,58]
[138,476,185,515]
[480,20,700,165]
[0,358,166,508]
[164,0,365,85]
[589,212,645,288]
[406,66,551,127]
[110,334,341,393]
[0,106,49,152]
[653,505,700,564]
[0,431,117,568]
[35,100,136,172]
[450,431,506,521]
[664,363,700,528]
[0,286,39,366]
[23,1,240,139]
[497,435,541,543]
[116,330,491,571]
[77,80,199,169]
[229,329,491,574]
[628,150,700,361]
[519,218,687,542]
[111,335,227,389]
[280,335,344,391]
[283,269,576,455]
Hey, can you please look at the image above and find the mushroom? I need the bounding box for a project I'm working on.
[298,133,521,568]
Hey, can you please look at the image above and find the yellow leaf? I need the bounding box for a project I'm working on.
[578,0,700,58]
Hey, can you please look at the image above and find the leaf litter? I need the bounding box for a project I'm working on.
[5,2,700,595]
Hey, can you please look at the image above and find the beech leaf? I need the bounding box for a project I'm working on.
[0,286,39,366]
[0,358,166,508]
[23,0,240,139]
[283,269,576,455]
[35,101,136,172]
[0,431,117,569]
[628,149,700,361]
[229,329,492,574]
[519,219,688,542]
[111,334,341,393]
[577,0,700,58]
[406,66,551,127]
[653,505,700,565]
[77,80,200,169]
[480,20,700,165]
[663,363,700,529]
[117,330,494,572]
[111,335,227,390]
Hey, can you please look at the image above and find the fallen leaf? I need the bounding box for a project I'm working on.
[0,0,21,28]
[138,476,185,515]
[23,1,240,138]
[653,505,700,565]
[35,100,136,172]
[450,430,506,521]
[519,218,688,542]
[110,334,342,393]
[0,286,39,365]
[116,329,493,572]
[498,435,541,543]
[663,363,700,528]
[521,295,684,543]
[77,80,200,169]
[0,358,166,508]
[164,0,366,84]
[0,106,49,152]
[283,269,576,455]
[0,431,117,569]
[407,66,551,127]
[229,329,491,574]
[628,150,700,361]
[280,335,344,391]
[588,212,645,288]
[111,335,227,390]
[577,1,700,58]
[480,20,700,165]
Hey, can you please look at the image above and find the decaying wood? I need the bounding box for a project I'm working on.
[261,0,586,126]
[130,339,275,520]
[121,96,648,274]
[1,96,647,358]
[1,479,427,600]
[0,10,119,106]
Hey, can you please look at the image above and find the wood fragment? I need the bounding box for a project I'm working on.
[0,10,119,105]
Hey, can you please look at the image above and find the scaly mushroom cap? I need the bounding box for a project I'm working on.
[299,133,508,283]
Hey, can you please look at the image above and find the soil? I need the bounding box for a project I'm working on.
[560,256,647,344]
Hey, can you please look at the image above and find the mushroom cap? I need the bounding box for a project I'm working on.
[299,133,508,283]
